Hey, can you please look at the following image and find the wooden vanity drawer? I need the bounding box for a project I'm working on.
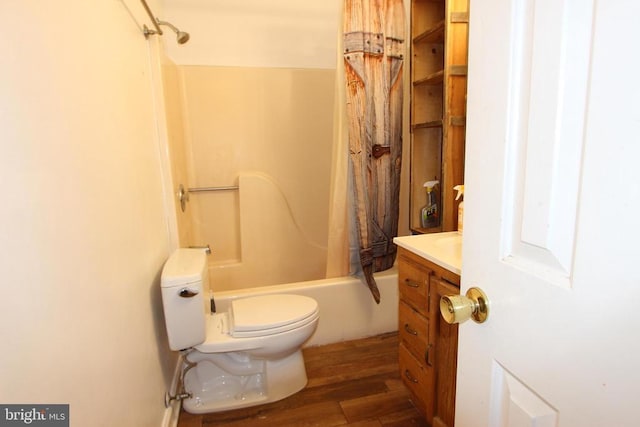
[399,343,433,419]
[398,252,431,314]
[399,300,429,360]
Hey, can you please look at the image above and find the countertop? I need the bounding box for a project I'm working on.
[393,231,462,275]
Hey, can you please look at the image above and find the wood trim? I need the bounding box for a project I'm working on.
[449,116,466,126]
[450,12,469,23]
[448,65,468,76]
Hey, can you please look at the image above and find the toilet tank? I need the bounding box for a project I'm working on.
[161,248,210,351]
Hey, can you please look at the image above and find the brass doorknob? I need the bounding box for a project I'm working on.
[440,287,489,324]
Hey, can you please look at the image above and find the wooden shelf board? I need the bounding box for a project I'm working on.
[413,19,445,44]
[412,120,443,130]
[413,69,444,86]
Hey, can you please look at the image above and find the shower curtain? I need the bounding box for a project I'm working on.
[326,0,405,303]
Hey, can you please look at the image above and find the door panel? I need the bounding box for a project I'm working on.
[457,0,640,426]
[490,362,559,427]
[501,0,593,288]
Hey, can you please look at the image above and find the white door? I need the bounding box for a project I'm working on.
[457,0,640,426]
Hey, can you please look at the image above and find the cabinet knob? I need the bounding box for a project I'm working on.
[440,287,489,324]
[404,323,419,336]
[404,278,421,288]
[404,369,419,384]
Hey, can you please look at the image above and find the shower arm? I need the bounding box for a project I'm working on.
[140,0,163,36]
[140,0,190,44]
[157,20,180,34]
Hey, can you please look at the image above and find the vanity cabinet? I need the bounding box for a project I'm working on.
[409,0,469,233]
[398,246,459,427]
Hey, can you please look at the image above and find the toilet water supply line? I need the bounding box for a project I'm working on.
[165,349,198,407]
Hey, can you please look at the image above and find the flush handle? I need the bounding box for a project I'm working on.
[179,288,199,298]
[440,287,490,324]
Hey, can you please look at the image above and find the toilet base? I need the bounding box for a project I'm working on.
[182,349,308,414]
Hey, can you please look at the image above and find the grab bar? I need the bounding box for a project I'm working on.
[187,186,239,193]
[177,184,239,213]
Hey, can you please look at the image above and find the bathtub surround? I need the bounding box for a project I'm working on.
[160,43,195,249]
[161,1,343,288]
[175,66,335,290]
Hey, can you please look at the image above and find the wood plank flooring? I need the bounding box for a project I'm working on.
[176,332,428,427]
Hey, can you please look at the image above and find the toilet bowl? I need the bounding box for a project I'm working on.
[160,248,319,414]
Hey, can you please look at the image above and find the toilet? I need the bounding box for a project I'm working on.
[160,248,319,414]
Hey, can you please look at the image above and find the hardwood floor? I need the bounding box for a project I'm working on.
[176,332,428,427]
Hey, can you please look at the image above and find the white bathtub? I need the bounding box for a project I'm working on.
[211,267,399,346]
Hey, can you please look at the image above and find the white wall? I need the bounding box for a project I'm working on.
[162,0,342,68]
[0,1,177,425]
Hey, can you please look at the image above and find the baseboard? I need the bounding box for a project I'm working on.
[160,355,184,427]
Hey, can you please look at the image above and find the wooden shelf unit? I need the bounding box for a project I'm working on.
[409,0,469,234]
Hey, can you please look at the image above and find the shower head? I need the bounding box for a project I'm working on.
[176,30,190,44]
[157,20,190,45]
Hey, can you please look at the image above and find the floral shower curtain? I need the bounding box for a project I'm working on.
[341,0,405,303]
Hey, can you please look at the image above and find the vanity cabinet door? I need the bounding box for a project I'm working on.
[429,278,459,427]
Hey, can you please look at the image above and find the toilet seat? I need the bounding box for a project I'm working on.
[230,294,319,338]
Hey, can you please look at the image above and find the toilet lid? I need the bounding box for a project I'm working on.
[230,294,318,338]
